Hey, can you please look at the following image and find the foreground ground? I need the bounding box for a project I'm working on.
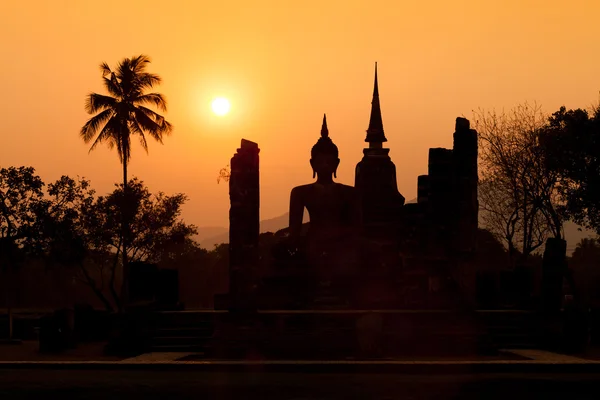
[1,342,600,399]
[0,341,123,361]
[0,369,599,399]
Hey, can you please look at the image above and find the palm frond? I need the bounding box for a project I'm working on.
[89,130,114,153]
[130,55,151,74]
[131,121,149,153]
[84,93,117,114]
[99,62,112,77]
[89,116,120,154]
[119,133,132,165]
[133,108,162,141]
[136,73,162,91]
[103,75,122,98]
[80,109,114,143]
[116,57,131,77]
[115,136,124,163]
[160,119,174,135]
[136,106,174,139]
[115,58,134,95]
[134,93,167,111]
[136,105,164,122]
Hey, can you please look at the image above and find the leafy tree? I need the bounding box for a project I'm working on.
[474,103,564,265]
[569,237,600,305]
[571,238,600,266]
[0,168,200,312]
[102,178,198,265]
[36,176,119,312]
[0,166,45,339]
[540,106,600,235]
[80,55,173,305]
[41,177,197,311]
[0,166,45,246]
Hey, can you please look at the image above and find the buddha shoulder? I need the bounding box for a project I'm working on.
[290,184,313,198]
[334,182,358,196]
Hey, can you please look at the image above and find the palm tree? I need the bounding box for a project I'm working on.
[80,54,173,309]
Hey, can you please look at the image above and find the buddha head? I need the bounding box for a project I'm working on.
[310,114,339,179]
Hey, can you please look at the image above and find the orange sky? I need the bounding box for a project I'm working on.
[2,0,600,228]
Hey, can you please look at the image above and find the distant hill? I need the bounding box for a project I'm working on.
[197,204,596,254]
[195,226,228,243]
[198,212,309,250]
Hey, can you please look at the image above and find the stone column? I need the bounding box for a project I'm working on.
[228,139,260,311]
[451,118,479,304]
[417,175,430,205]
[452,117,479,254]
[427,148,454,257]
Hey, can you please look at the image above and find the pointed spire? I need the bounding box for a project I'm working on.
[321,113,329,138]
[365,62,387,145]
[373,62,379,97]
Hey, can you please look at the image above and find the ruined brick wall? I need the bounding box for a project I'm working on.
[228,139,260,309]
[427,147,455,257]
[399,118,480,307]
[453,117,479,254]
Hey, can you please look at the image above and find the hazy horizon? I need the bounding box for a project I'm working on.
[2,0,600,228]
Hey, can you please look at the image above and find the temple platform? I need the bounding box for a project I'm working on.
[113,309,559,360]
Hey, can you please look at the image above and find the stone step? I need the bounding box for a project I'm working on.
[492,342,544,349]
[155,327,214,337]
[150,344,208,353]
[152,336,213,347]
[153,312,216,325]
[487,325,539,330]
[154,318,214,327]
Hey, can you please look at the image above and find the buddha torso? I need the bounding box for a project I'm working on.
[283,114,362,283]
[293,182,359,240]
[289,182,361,280]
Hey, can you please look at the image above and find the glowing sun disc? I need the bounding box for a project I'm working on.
[211,97,230,116]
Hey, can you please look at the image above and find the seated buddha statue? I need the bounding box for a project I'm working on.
[288,114,362,285]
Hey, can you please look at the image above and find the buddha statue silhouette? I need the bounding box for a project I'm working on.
[288,114,362,287]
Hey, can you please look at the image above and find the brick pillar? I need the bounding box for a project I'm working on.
[229,139,260,311]
[453,117,479,254]
[427,148,454,257]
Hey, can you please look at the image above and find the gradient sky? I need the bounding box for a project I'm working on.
[2,0,599,228]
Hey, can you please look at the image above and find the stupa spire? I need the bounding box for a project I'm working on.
[312,113,338,159]
[365,62,387,145]
[321,113,329,138]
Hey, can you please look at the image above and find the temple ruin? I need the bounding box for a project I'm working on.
[219,64,479,311]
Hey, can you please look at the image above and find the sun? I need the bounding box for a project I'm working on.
[211,97,230,116]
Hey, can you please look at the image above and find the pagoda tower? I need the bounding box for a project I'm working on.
[355,63,405,237]
[354,64,405,287]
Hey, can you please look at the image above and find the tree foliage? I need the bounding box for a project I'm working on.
[0,167,45,246]
[569,237,600,304]
[540,106,600,235]
[103,178,199,264]
[1,169,199,312]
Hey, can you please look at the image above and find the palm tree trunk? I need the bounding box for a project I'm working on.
[120,157,129,311]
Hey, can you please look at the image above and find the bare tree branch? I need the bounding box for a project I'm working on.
[474,102,564,264]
